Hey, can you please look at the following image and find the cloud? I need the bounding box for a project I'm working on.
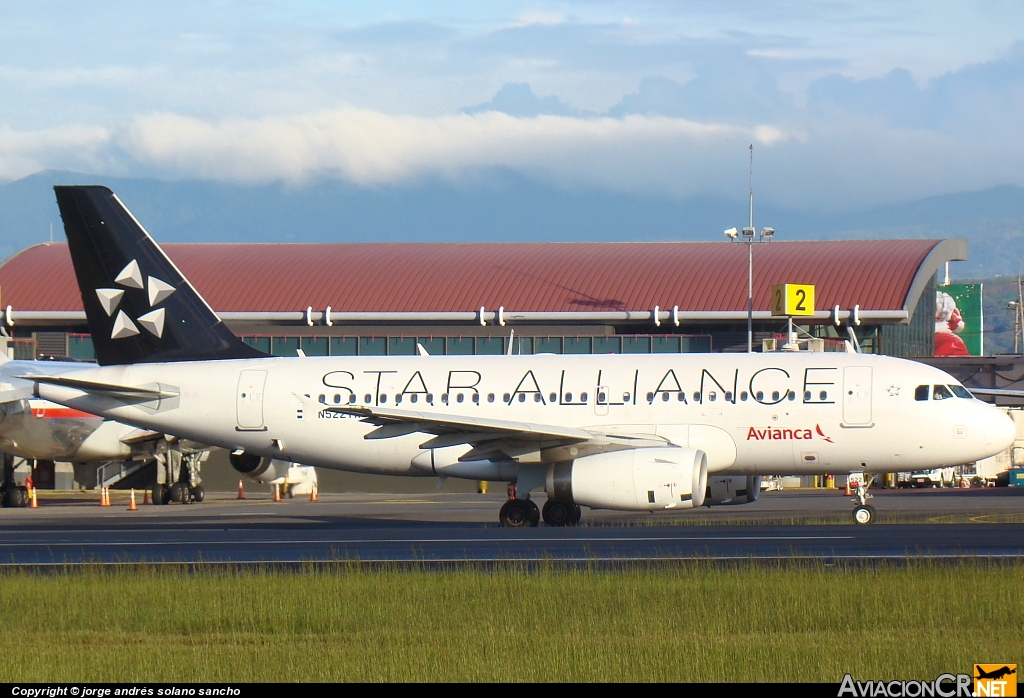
[461,82,588,118]
[119,109,787,194]
[0,123,111,181]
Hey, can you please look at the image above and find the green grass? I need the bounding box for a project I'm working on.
[1,561,1020,682]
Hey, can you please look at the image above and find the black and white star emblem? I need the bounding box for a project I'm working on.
[95,259,176,340]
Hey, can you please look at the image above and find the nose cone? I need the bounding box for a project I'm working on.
[983,406,1016,455]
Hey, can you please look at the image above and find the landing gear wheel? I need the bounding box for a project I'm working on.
[853,504,876,525]
[152,485,166,506]
[2,487,28,508]
[542,500,576,527]
[169,482,189,504]
[499,499,532,528]
[569,504,582,526]
[190,485,205,503]
[525,499,540,527]
[16,486,29,507]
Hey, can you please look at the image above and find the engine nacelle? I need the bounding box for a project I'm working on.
[706,475,761,506]
[546,447,707,511]
[229,451,286,483]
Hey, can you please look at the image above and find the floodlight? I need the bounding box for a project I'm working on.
[741,226,755,238]
[760,227,774,240]
[724,227,738,240]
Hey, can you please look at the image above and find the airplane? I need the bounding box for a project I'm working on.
[0,352,211,505]
[15,185,1016,527]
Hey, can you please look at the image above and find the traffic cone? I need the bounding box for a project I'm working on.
[128,489,138,511]
[99,486,109,506]
[30,488,38,509]
[310,482,318,502]
[844,479,851,496]
[273,483,281,502]
[143,490,151,505]
[237,479,245,499]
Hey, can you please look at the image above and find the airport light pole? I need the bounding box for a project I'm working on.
[725,145,774,353]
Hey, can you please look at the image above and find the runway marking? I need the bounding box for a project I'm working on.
[0,534,856,547]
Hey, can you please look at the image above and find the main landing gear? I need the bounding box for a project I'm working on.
[152,442,205,505]
[851,477,876,524]
[0,453,29,508]
[498,484,581,528]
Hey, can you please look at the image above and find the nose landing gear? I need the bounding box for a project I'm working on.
[851,476,876,524]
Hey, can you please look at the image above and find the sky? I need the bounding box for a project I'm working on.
[0,1,1022,212]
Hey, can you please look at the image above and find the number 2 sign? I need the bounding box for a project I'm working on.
[770,284,815,317]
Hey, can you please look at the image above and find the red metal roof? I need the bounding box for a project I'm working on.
[0,239,948,313]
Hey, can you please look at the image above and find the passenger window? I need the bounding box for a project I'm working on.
[662,392,670,402]
[708,392,717,402]
[755,391,764,401]
[473,393,480,404]
[534,393,542,403]
[915,385,929,401]
[740,391,748,401]
[580,392,588,403]
[950,385,973,399]
[725,392,733,402]
[677,393,685,402]
[394,394,402,404]
[379,394,387,404]
[646,392,655,402]
[519,394,526,403]
[771,391,780,401]
[456,393,464,403]
[441,393,449,403]
[693,392,700,402]
[598,391,607,403]
[410,394,418,404]
[550,393,557,403]
[933,385,953,400]
[364,394,372,404]
[565,393,572,402]
[487,393,495,403]
[318,394,326,404]
[503,393,510,403]
[788,391,796,401]
[623,392,630,402]
[819,391,828,401]
[804,391,811,401]
[426,393,434,403]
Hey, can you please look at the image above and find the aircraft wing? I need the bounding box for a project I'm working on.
[333,405,592,443]
[314,403,665,461]
[968,388,1024,399]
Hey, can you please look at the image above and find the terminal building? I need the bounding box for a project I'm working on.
[0,238,967,360]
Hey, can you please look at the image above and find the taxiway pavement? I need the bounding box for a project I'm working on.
[0,488,1020,564]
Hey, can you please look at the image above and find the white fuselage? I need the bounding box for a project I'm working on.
[31,352,1015,479]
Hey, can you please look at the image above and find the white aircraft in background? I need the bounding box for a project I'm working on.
[0,352,212,505]
[17,185,1015,526]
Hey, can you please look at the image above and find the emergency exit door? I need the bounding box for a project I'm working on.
[842,366,872,426]
[236,370,268,431]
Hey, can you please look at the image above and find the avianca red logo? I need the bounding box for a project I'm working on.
[747,424,834,442]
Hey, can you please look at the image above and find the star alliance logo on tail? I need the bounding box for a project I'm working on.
[95,259,176,340]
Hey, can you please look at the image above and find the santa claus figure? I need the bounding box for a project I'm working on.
[935,291,969,356]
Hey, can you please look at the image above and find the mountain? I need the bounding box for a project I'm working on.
[2,170,1022,279]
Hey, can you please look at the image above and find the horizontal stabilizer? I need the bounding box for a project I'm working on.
[18,375,176,400]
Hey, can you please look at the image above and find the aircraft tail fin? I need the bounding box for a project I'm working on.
[54,185,266,366]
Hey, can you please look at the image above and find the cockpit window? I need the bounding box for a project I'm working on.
[932,384,953,400]
[949,385,973,399]
[915,385,929,401]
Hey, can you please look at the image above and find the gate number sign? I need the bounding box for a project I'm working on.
[771,284,815,317]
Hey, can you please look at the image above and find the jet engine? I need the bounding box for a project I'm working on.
[545,447,707,511]
[705,475,761,506]
[229,451,285,484]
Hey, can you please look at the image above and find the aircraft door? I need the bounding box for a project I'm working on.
[842,366,872,426]
[236,370,268,431]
